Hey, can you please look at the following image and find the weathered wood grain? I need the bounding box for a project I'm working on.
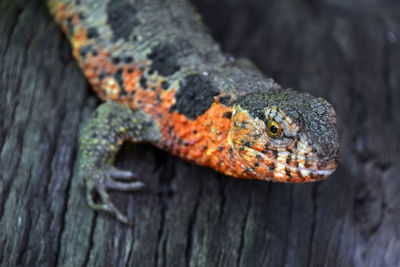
[0,0,399,266]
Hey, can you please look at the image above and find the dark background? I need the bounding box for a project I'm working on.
[1,0,399,266]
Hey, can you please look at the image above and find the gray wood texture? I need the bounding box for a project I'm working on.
[1,0,399,266]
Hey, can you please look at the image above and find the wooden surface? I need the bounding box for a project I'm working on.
[1,0,400,266]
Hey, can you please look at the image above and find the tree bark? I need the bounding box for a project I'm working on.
[1,0,399,266]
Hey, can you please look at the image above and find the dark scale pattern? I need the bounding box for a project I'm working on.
[219,95,232,106]
[106,0,140,41]
[140,76,147,89]
[170,74,218,120]
[87,27,99,38]
[161,81,169,90]
[285,168,291,178]
[99,70,107,80]
[124,56,133,63]
[147,43,181,77]
[112,57,121,64]
[222,111,232,119]
[79,45,92,58]
[114,69,127,95]
[269,162,275,171]
[66,17,74,36]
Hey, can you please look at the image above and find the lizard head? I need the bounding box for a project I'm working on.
[228,89,339,182]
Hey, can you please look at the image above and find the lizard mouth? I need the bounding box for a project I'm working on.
[275,154,338,182]
[243,148,338,182]
[292,161,338,180]
[264,157,337,182]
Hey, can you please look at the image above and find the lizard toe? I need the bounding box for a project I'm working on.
[84,167,143,226]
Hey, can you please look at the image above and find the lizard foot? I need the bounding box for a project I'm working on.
[83,167,145,225]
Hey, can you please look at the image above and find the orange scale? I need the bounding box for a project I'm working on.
[124,69,142,85]
[143,105,155,114]
[290,177,306,183]
[297,158,305,166]
[160,91,175,105]
[286,142,296,151]
[72,28,87,48]
[189,149,203,159]
[289,168,301,180]
[252,142,267,153]
[210,156,222,167]
[272,169,287,181]
[72,14,80,26]
[254,163,269,177]
[84,68,95,79]
[147,90,158,99]
[179,128,192,138]
[233,161,245,174]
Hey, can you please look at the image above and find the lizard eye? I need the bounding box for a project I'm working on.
[267,121,283,138]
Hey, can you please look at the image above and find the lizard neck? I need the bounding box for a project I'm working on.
[155,101,233,171]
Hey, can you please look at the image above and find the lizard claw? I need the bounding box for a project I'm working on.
[83,167,145,225]
[109,169,137,180]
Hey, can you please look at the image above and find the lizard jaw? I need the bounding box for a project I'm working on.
[237,146,338,182]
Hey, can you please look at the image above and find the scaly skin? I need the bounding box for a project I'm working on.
[46,0,339,223]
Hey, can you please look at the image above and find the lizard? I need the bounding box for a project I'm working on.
[46,0,339,224]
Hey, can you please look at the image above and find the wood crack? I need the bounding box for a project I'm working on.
[82,214,97,267]
[307,184,318,267]
[184,175,202,267]
[54,112,82,266]
[236,195,251,267]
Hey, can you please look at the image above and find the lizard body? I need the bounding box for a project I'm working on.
[46,0,339,223]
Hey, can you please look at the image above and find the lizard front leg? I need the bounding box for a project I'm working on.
[79,101,160,225]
